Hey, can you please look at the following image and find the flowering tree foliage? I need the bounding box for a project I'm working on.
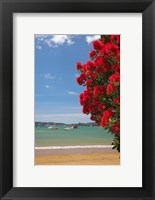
[76,35,120,152]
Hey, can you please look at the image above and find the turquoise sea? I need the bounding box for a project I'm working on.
[35,126,114,147]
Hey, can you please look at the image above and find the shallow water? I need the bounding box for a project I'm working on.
[35,126,114,147]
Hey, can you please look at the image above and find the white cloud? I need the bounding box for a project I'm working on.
[35,35,75,48]
[44,38,57,48]
[44,73,55,80]
[45,35,75,47]
[35,34,46,39]
[45,85,52,89]
[67,91,78,95]
[86,35,100,44]
[66,39,75,45]
[51,35,68,44]
[36,45,42,50]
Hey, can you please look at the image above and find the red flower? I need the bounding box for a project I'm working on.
[114,96,120,104]
[87,70,97,79]
[107,83,116,94]
[86,80,92,90]
[83,90,93,96]
[90,105,97,114]
[79,89,93,105]
[110,35,120,44]
[96,64,110,74]
[86,61,95,71]
[93,96,100,104]
[116,51,120,62]
[95,56,105,67]
[81,73,87,80]
[76,62,83,71]
[104,108,114,118]
[100,120,107,127]
[82,105,90,114]
[76,76,83,85]
[101,43,119,57]
[93,40,104,51]
[110,44,119,56]
[103,63,111,73]
[79,93,83,98]
[94,86,105,96]
[82,64,87,73]
[111,124,120,134]
[98,103,106,112]
[76,73,87,85]
[112,64,120,73]
[90,115,95,121]
[100,37,105,44]
[109,74,120,83]
[86,80,92,87]
[99,43,111,55]
[83,95,91,104]
[100,108,114,127]
[79,93,84,105]
[89,50,96,59]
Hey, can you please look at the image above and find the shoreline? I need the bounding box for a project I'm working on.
[35,146,120,165]
[35,145,114,150]
[35,146,116,156]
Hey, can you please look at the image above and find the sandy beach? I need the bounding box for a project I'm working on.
[35,147,120,165]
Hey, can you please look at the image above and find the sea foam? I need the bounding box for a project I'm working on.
[35,145,113,150]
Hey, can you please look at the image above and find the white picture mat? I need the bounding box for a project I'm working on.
[13,13,142,187]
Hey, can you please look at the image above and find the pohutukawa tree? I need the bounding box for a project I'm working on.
[76,35,120,152]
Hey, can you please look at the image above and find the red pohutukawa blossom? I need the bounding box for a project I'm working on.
[107,83,116,94]
[111,124,120,134]
[112,64,120,73]
[89,50,96,59]
[76,76,83,85]
[93,40,104,51]
[86,79,92,88]
[109,74,120,83]
[76,35,120,152]
[114,96,120,104]
[110,35,120,44]
[76,62,83,71]
[94,86,105,96]
[98,103,106,112]
[86,61,96,71]
[101,108,114,127]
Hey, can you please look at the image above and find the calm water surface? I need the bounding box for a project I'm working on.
[35,126,114,147]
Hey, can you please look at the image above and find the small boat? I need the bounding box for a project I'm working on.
[64,126,74,130]
[48,125,59,130]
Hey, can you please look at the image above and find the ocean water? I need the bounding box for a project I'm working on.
[35,126,114,147]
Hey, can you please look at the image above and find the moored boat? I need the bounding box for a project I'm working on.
[48,125,59,130]
[64,126,74,130]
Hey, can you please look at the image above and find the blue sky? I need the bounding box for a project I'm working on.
[35,35,100,123]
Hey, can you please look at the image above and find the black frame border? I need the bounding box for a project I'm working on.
[0,0,155,199]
